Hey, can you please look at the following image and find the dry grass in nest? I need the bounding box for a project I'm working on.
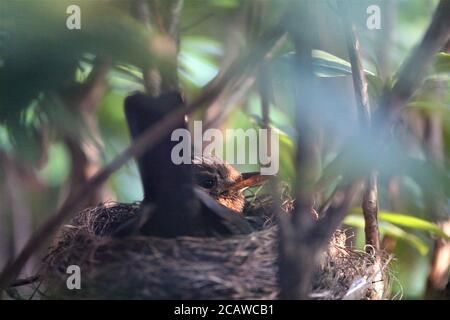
[41,192,391,300]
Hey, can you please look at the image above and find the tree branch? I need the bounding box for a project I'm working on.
[63,57,112,207]
[279,0,322,299]
[338,0,380,251]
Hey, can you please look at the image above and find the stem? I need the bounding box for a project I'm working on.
[279,0,321,300]
[338,0,380,251]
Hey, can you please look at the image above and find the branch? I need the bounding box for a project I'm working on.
[338,0,380,251]
[79,57,112,112]
[63,57,112,206]
[279,180,361,299]
[426,220,450,298]
[204,34,286,130]
[132,0,162,96]
[133,0,153,29]
[9,275,40,288]
[137,0,184,93]
[362,173,380,250]
[1,153,35,277]
[204,75,255,130]
[290,1,320,225]
[279,0,322,300]
[424,40,449,298]
[167,0,184,41]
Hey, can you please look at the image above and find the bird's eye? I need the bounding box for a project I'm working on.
[201,178,216,189]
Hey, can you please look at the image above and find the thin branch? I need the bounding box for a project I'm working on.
[290,1,320,226]
[426,220,450,298]
[148,0,167,34]
[338,0,380,251]
[204,34,286,130]
[1,154,35,277]
[63,57,112,207]
[318,184,343,217]
[362,173,380,250]
[0,25,286,293]
[9,275,40,288]
[79,57,112,112]
[338,1,370,125]
[204,75,255,130]
[279,0,322,300]
[137,0,183,93]
[167,0,184,41]
[161,0,184,91]
[424,40,450,298]
[258,60,282,227]
[133,0,154,30]
[133,0,162,96]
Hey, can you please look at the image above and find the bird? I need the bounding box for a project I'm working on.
[192,155,268,213]
[117,92,270,238]
[112,154,269,238]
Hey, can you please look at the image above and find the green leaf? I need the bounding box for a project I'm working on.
[209,0,240,8]
[269,50,384,114]
[378,211,450,240]
[311,50,383,98]
[344,214,429,255]
[278,129,295,183]
[350,208,450,240]
[272,49,376,78]
[312,49,353,77]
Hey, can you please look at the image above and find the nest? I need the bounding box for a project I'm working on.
[41,193,391,300]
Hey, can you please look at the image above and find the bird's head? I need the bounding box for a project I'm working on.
[192,155,268,213]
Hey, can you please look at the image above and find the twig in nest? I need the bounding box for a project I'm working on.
[9,275,40,288]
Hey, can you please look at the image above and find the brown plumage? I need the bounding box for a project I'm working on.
[192,155,268,213]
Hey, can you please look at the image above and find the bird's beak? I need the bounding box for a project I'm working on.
[230,172,271,191]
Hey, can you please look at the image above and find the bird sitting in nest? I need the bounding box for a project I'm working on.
[113,153,269,238]
[113,92,271,238]
[192,155,268,213]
